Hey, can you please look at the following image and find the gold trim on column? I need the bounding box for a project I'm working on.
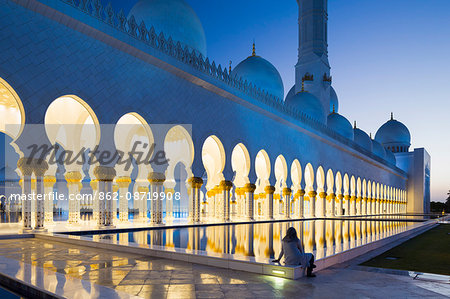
[148,172,165,185]
[282,188,292,196]
[188,177,203,189]
[94,166,116,182]
[265,186,275,194]
[43,176,56,188]
[116,176,132,188]
[219,180,233,191]
[65,171,82,185]
[243,183,256,193]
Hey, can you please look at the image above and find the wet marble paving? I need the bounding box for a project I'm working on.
[0,238,448,298]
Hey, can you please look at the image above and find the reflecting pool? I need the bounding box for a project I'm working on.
[78,218,423,263]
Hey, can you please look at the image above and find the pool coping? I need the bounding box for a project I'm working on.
[33,219,439,280]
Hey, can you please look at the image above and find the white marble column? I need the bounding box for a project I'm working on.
[298,189,305,218]
[44,176,56,224]
[137,186,149,222]
[164,188,175,222]
[337,194,344,216]
[116,177,131,222]
[65,171,82,225]
[344,195,351,216]
[317,191,326,218]
[283,188,292,219]
[188,177,203,223]
[219,180,232,222]
[148,173,165,224]
[33,160,48,230]
[350,196,357,216]
[326,193,335,217]
[244,183,256,221]
[90,180,99,222]
[94,166,116,227]
[18,158,33,231]
[308,191,317,218]
[265,186,275,220]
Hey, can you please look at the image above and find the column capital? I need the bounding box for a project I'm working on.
[165,188,175,194]
[282,188,292,196]
[43,176,56,188]
[219,180,233,191]
[33,159,49,177]
[264,186,275,194]
[327,193,336,201]
[112,184,119,193]
[187,177,203,188]
[243,183,256,193]
[116,176,132,188]
[319,191,327,199]
[94,166,116,182]
[137,186,149,193]
[308,191,317,198]
[90,179,98,190]
[344,195,351,201]
[65,171,82,185]
[17,157,34,176]
[299,189,306,197]
[148,172,165,185]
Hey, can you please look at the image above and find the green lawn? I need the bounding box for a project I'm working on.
[361,224,450,275]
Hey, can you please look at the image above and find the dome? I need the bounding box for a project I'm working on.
[385,149,396,165]
[129,0,207,56]
[285,91,326,123]
[372,139,386,159]
[285,85,296,102]
[330,86,339,113]
[375,114,411,153]
[232,48,284,100]
[353,127,373,152]
[327,112,354,140]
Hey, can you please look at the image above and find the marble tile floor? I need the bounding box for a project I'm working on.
[0,238,448,299]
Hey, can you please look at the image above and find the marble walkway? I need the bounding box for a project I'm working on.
[0,238,448,298]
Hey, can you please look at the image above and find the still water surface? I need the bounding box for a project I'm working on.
[81,218,422,263]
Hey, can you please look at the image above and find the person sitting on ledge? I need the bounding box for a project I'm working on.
[272,227,316,277]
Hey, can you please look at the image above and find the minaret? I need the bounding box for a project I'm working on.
[295,0,331,119]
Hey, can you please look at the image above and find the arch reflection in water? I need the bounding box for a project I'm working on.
[83,219,417,263]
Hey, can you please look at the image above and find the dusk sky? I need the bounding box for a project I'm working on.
[112,0,450,202]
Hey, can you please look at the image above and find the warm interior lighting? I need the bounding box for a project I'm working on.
[272,270,285,275]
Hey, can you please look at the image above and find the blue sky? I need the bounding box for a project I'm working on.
[113,0,450,202]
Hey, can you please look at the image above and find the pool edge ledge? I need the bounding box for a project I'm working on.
[34,219,438,280]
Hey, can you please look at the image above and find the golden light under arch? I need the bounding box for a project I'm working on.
[0,77,25,140]
[45,95,100,152]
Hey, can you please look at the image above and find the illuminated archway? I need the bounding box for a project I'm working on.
[255,150,271,193]
[326,169,334,216]
[231,143,250,188]
[304,163,314,217]
[202,136,226,190]
[0,77,25,140]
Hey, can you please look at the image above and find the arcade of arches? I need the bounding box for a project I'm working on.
[0,77,407,231]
